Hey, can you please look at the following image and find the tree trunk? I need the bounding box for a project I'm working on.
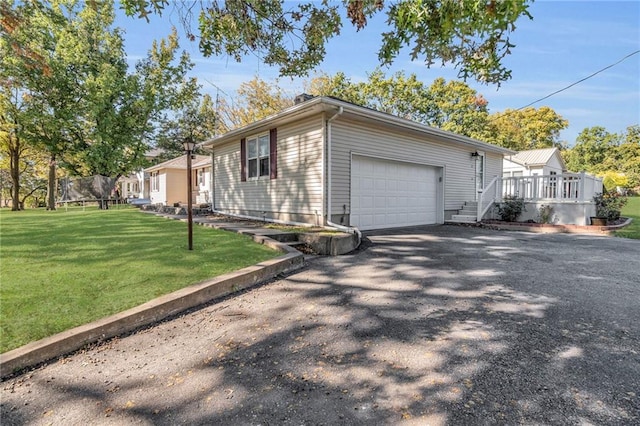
[9,136,21,211]
[46,154,57,210]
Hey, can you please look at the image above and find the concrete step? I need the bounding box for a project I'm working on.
[450,214,478,223]
[459,208,477,215]
[284,241,307,247]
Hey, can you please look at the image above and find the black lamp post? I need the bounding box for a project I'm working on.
[182,137,196,250]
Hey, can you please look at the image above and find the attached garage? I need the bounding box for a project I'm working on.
[202,96,513,233]
[350,155,443,230]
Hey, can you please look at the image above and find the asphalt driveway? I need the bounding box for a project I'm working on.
[2,226,639,425]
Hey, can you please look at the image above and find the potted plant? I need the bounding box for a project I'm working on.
[592,191,627,225]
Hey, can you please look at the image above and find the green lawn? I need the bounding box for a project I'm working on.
[0,207,279,353]
[614,196,640,239]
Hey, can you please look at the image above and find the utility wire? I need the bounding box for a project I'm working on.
[516,49,640,111]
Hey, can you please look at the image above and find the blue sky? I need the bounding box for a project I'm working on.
[115,1,640,145]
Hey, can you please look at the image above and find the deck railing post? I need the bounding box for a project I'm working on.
[556,175,563,200]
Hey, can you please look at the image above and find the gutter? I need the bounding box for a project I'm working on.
[201,96,514,156]
[325,107,362,239]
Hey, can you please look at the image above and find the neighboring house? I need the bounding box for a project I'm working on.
[119,171,146,200]
[497,147,602,225]
[503,147,566,177]
[145,155,212,205]
[119,148,164,201]
[200,96,513,231]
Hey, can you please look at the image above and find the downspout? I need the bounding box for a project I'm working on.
[325,107,362,239]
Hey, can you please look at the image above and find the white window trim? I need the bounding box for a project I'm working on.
[151,171,160,191]
[246,133,270,180]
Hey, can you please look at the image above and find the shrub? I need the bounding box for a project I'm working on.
[537,204,555,224]
[601,171,629,191]
[497,195,526,222]
[593,191,628,222]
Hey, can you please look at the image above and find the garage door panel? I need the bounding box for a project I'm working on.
[350,156,440,230]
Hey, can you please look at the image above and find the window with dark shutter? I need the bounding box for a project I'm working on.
[270,128,277,179]
[240,138,247,182]
[245,133,271,179]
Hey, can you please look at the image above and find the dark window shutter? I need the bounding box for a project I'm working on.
[269,128,277,179]
[240,138,247,182]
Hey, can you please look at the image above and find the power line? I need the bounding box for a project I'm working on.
[516,49,640,111]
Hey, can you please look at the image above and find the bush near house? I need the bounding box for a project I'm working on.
[496,195,526,222]
[593,191,627,222]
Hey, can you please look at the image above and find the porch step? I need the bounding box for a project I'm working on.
[450,214,477,223]
[454,200,479,218]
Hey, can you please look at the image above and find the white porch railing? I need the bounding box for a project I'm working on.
[500,172,603,202]
[476,172,603,221]
[477,176,501,221]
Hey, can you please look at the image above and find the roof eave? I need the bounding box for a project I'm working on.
[326,98,515,155]
[201,96,515,155]
[199,97,328,150]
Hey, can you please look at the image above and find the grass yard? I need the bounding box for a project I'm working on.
[614,196,640,239]
[0,207,279,353]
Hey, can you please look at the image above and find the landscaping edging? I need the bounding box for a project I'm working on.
[480,217,633,234]
[0,237,303,378]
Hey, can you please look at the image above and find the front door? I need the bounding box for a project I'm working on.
[474,151,485,201]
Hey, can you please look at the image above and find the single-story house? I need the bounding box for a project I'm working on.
[503,147,566,177]
[144,154,212,205]
[498,147,602,225]
[200,96,513,231]
[118,148,164,201]
[119,171,146,200]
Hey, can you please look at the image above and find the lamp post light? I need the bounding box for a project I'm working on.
[182,137,196,250]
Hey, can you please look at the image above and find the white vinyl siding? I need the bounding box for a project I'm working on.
[195,166,212,204]
[330,119,500,214]
[484,152,503,186]
[213,116,324,218]
[543,154,564,175]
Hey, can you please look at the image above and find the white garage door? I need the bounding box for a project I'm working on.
[350,155,439,230]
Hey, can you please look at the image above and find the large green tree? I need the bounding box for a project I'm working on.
[2,1,200,209]
[155,93,221,161]
[308,72,491,140]
[425,77,491,140]
[305,71,368,106]
[563,126,620,175]
[0,84,27,210]
[488,107,568,150]
[616,125,640,187]
[309,69,433,123]
[121,0,533,85]
[1,0,86,209]
[563,125,640,188]
[218,77,295,130]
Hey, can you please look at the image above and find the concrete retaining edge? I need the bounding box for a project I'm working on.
[480,217,633,235]
[298,232,360,255]
[0,236,303,378]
